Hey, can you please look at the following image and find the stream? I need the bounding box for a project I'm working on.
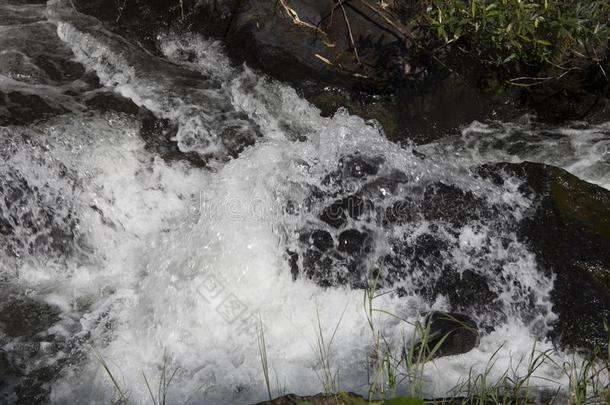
[1,1,609,404]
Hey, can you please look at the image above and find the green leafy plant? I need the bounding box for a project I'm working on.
[421,0,610,66]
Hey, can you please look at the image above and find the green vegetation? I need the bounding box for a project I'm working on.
[421,0,610,65]
[377,0,610,92]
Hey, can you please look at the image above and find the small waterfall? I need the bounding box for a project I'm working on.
[0,1,607,404]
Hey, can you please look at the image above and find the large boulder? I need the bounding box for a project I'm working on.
[287,155,610,350]
[225,0,408,88]
[477,162,610,349]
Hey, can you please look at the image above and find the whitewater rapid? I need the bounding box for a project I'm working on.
[0,1,608,404]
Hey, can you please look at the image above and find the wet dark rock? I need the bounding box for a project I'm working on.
[421,183,492,228]
[0,284,86,405]
[321,154,386,195]
[414,312,479,359]
[382,199,416,225]
[71,0,193,52]
[0,92,68,126]
[337,229,371,255]
[301,229,334,253]
[0,349,19,405]
[362,170,410,197]
[290,154,610,351]
[477,162,610,349]
[430,269,500,320]
[332,154,383,181]
[139,109,207,167]
[0,172,77,259]
[66,0,527,144]
[225,0,407,90]
[83,91,140,115]
[71,0,238,52]
[319,195,367,228]
[397,233,448,269]
[306,80,519,144]
[0,297,60,338]
[254,392,369,405]
[221,1,514,144]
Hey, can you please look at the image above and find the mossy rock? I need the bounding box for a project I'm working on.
[549,166,610,241]
[477,162,610,349]
[255,392,368,405]
[256,392,425,405]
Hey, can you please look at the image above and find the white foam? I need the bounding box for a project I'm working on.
[422,118,610,190]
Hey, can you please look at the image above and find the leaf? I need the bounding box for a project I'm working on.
[503,53,517,63]
[535,39,552,46]
[383,398,426,405]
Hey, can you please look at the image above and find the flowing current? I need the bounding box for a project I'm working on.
[1,1,609,404]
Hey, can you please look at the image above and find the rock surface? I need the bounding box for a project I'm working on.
[254,392,371,405]
[225,0,407,87]
[415,312,479,359]
[477,162,610,349]
[288,156,610,350]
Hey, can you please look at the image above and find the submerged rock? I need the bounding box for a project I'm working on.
[0,170,77,259]
[0,297,60,338]
[139,109,207,167]
[0,292,66,405]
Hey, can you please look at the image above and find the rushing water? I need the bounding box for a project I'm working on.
[0,1,609,404]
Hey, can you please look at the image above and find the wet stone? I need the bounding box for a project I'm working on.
[337,229,371,255]
[421,182,490,228]
[292,157,610,351]
[414,311,480,359]
[139,109,207,167]
[301,230,334,252]
[319,195,367,228]
[361,170,410,197]
[0,172,77,258]
[322,154,384,189]
[0,297,60,338]
[83,91,140,115]
[337,154,383,179]
[382,199,416,225]
[0,92,67,126]
[430,269,500,318]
